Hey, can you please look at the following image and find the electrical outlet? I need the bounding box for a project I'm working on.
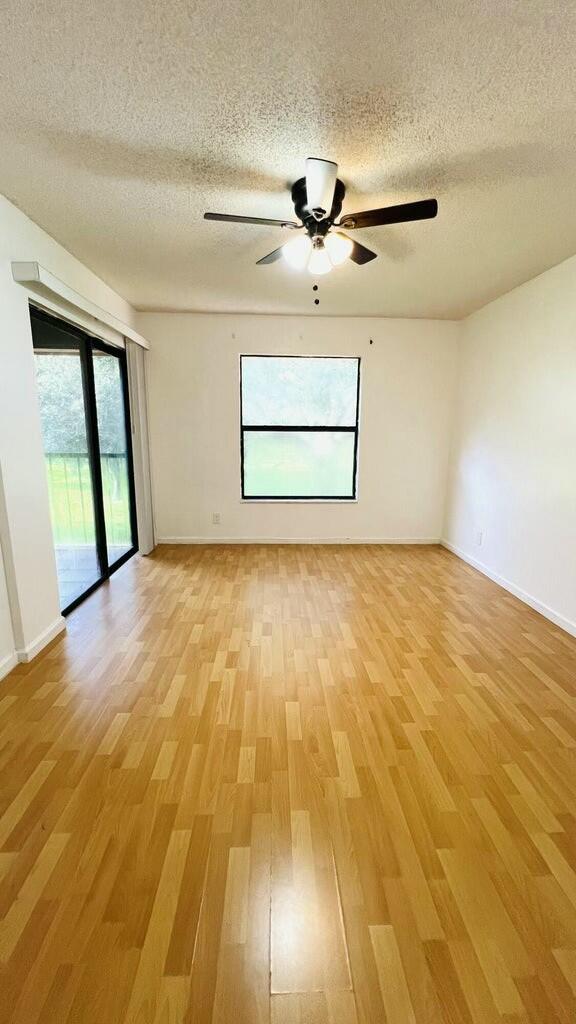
[212,512,221,525]
[476,529,483,547]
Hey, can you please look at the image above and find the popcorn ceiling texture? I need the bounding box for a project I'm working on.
[0,0,575,317]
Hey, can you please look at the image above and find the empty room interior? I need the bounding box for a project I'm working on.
[1,3,576,1022]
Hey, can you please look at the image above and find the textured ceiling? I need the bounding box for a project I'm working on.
[1,1,575,318]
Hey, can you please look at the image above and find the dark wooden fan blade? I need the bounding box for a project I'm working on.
[346,236,378,265]
[339,198,438,230]
[204,212,300,228]
[256,245,285,265]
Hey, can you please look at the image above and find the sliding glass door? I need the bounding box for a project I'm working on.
[31,308,138,613]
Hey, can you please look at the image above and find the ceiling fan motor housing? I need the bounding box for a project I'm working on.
[291,177,346,236]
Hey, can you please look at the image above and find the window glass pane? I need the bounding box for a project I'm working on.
[243,430,356,497]
[241,356,358,426]
[92,352,133,565]
[34,350,102,609]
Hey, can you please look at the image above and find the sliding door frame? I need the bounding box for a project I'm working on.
[91,337,139,576]
[30,306,138,614]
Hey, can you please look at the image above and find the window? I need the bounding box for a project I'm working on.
[240,355,360,500]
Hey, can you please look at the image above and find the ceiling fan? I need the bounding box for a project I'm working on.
[204,157,438,275]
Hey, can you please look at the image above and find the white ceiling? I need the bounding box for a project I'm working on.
[1,1,575,318]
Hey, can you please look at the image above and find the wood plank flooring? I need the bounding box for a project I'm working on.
[1,543,576,1023]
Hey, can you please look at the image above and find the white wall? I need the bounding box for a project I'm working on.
[0,538,16,680]
[139,313,460,543]
[444,254,576,636]
[0,194,137,664]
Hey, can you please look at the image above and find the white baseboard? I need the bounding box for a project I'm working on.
[157,536,441,545]
[0,651,18,681]
[441,540,576,639]
[16,615,66,663]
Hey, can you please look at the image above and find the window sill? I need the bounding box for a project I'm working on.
[240,498,359,504]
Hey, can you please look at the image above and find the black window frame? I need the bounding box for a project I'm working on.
[239,354,361,501]
[30,305,139,615]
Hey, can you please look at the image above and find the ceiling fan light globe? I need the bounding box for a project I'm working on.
[307,247,332,276]
[282,235,312,271]
[324,232,353,266]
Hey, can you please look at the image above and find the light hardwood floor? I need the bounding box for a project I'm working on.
[1,544,576,1023]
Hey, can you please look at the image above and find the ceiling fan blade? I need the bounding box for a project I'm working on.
[339,198,438,230]
[305,158,338,220]
[256,245,285,265]
[342,235,378,265]
[204,212,300,228]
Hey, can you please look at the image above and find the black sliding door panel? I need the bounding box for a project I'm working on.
[80,334,109,586]
[32,320,103,609]
[92,342,139,571]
